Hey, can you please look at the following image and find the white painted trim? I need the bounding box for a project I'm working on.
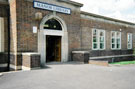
[10,64,22,70]
[10,52,22,55]
[0,64,7,67]
[89,54,133,60]
[22,66,40,71]
[127,33,132,49]
[72,51,89,54]
[0,17,4,52]
[22,52,40,56]
[43,30,64,36]
[118,31,121,49]
[22,66,31,70]
[104,30,106,50]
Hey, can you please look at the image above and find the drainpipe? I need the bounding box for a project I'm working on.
[7,6,10,71]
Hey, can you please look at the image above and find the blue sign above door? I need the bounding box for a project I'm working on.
[33,1,71,15]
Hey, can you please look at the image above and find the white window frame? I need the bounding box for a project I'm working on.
[92,28,105,50]
[127,33,132,49]
[111,31,121,50]
[0,17,4,52]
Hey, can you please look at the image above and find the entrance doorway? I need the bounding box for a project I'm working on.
[46,35,61,62]
[39,14,68,66]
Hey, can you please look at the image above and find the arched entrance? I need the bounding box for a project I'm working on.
[38,14,68,67]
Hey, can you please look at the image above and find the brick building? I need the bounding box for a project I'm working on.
[0,0,135,70]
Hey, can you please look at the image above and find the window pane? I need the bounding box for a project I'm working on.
[100,31,104,36]
[100,37,104,42]
[117,39,120,44]
[44,19,62,30]
[93,36,97,42]
[100,43,104,49]
[128,44,130,49]
[117,32,120,38]
[128,35,130,42]
[93,43,98,49]
[112,44,115,48]
[117,44,120,49]
[112,38,115,43]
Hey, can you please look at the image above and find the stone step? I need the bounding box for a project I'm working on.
[89,60,109,66]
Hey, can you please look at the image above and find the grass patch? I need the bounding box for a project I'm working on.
[110,61,135,65]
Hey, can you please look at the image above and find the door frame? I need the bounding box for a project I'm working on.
[38,14,68,67]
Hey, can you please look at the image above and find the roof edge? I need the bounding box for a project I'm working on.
[58,0,83,7]
[81,11,135,26]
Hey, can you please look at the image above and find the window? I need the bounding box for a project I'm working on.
[0,17,4,52]
[44,18,62,30]
[127,33,132,49]
[92,29,105,50]
[111,31,121,49]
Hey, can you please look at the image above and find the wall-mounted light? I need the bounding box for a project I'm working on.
[120,29,122,31]
[35,12,43,32]
[35,12,43,21]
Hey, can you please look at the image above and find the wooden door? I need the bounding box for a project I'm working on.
[55,37,61,62]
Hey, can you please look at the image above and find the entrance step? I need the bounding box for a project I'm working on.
[89,60,109,66]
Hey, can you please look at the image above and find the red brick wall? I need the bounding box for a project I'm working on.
[12,0,135,62]
[15,0,82,61]
[81,18,135,50]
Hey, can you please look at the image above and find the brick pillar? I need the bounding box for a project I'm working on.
[9,0,18,70]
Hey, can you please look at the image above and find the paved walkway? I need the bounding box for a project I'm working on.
[0,62,135,89]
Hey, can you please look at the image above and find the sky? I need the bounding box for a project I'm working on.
[72,0,135,23]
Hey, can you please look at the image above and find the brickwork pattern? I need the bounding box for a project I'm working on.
[8,0,135,65]
[22,54,40,68]
[15,0,82,60]
[81,18,135,50]
[10,53,22,66]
